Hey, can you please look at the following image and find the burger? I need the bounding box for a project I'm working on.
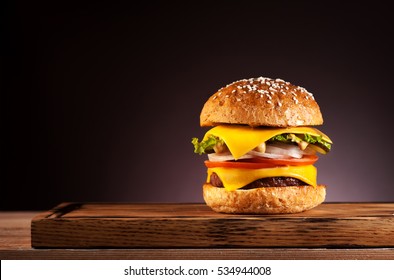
[192,77,332,214]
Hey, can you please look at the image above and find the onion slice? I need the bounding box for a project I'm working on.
[208,152,253,162]
[207,143,317,162]
[247,150,290,159]
[265,143,303,159]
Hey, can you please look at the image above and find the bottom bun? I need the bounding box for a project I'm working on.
[203,183,326,214]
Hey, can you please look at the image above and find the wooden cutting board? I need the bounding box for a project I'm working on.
[31,202,394,248]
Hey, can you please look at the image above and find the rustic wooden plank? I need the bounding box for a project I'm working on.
[31,203,394,249]
[1,211,394,260]
[0,212,35,249]
[1,248,394,260]
[39,202,394,218]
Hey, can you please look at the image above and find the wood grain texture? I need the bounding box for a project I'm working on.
[31,203,394,249]
[0,212,35,250]
[2,248,394,260]
[1,210,394,260]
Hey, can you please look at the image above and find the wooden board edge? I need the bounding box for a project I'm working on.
[1,248,394,260]
[30,217,394,248]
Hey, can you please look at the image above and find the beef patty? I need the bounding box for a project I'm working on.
[210,172,308,189]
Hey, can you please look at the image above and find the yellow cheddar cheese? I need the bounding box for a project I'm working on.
[207,165,317,191]
[203,125,332,160]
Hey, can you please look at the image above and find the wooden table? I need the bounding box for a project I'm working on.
[1,203,394,260]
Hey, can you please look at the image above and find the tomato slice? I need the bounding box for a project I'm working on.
[204,155,318,169]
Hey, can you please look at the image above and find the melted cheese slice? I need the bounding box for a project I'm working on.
[207,165,317,191]
[204,125,332,160]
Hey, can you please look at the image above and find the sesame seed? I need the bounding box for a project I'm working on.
[306,91,315,100]
[298,86,306,92]
[215,78,317,106]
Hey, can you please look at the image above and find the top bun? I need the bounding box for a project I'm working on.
[200,77,323,127]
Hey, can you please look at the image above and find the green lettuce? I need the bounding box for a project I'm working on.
[192,135,224,155]
[269,133,331,152]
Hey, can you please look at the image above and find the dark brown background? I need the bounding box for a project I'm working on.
[2,1,394,210]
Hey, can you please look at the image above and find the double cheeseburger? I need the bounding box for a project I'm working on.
[192,77,332,214]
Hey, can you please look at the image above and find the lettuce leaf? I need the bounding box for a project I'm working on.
[192,135,224,155]
[269,133,331,152]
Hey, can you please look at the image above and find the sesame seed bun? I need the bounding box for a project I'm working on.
[203,183,326,214]
[200,77,323,127]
